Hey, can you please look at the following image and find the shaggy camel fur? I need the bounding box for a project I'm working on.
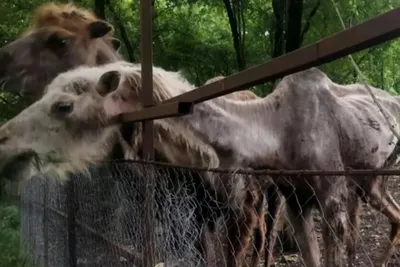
[0,63,266,267]
[39,62,400,267]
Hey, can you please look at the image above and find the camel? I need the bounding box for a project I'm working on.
[25,61,400,267]
[326,82,400,267]
[0,3,268,266]
[205,75,296,265]
[208,74,400,267]
[0,61,268,267]
[0,2,123,103]
[0,3,245,106]
[191,69,400,267]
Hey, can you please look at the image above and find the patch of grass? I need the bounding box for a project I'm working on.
[0,203,33,267]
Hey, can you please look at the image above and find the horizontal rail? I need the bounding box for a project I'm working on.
[162,6,400,104]
[108,159,400,176]
[108,101,193,125]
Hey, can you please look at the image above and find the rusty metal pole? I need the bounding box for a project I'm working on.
[140,0,155,267]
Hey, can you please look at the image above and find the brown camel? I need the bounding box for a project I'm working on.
[0,2,122,102]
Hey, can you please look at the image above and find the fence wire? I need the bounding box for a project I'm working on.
[17,161,400,267]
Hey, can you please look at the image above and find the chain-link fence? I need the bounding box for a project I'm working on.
[16,160,400,267]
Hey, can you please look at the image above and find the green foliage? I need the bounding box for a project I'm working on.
[0,204,32,267]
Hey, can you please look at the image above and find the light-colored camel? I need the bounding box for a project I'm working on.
[207,72,400,267]
[327,82,400,267]
[205,75,294,266]
[0,62,266,267]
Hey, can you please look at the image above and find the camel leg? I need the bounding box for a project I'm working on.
[250,193,266,267]
[251,223,266,267]
[363,179,400,267]
[286,200,320,267]
[346,188,361,267]
[264,185,283,267]
[225,190,258,267]
[319,177,348,267]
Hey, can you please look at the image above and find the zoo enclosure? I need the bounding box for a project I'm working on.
[17,2,400,267]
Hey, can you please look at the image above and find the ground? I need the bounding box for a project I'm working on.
[271,176,400,267]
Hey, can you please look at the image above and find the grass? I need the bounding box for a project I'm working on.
[0,202,33,267]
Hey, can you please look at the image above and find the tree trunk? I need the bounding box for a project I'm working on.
[272,0,286,58]
[94,0,106,20]
[223,0,246,71]
[105,0,136,62]
[285,0,303,53]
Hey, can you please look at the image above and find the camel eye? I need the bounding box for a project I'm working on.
[52,101,74,115]
[47,33,68,50]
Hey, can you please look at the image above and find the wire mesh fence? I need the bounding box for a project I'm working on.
[17,161,400,267]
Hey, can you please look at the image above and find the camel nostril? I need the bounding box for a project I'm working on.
[0,128,10,144]
[0,50,12,75]
[0,136,8,144]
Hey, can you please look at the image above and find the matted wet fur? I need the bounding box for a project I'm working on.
[0,2,122,102]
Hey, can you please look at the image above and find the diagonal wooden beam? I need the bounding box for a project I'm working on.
[107,102,193,125]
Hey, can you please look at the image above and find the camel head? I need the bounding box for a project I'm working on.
[0,60,227,182]
[0,2,122,103]
[0,63,131,181]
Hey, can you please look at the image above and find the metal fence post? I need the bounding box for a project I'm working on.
[140,0,156,266]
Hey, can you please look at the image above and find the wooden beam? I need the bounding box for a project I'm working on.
[108,102,193,124]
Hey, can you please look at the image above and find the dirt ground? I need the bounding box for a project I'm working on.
[269,176,400,267]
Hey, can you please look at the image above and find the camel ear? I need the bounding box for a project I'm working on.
[88,21,113,39]
[97,70,120,96]
[102,72,139,118]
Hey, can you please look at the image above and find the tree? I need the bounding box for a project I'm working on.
[222,0,247,71]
